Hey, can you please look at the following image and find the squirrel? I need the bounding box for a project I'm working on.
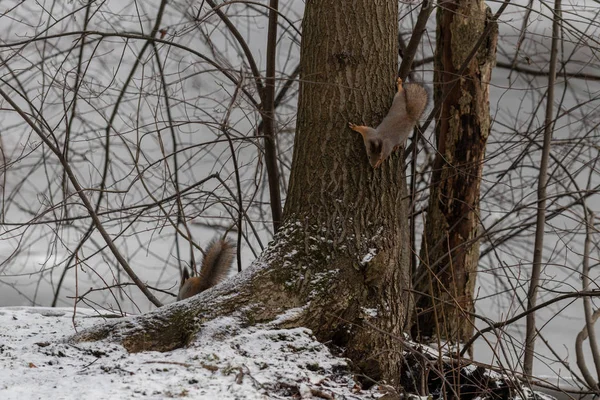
[349,77,428,168]
[177,238,236,301]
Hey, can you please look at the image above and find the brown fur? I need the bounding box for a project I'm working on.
[177,239,236,301]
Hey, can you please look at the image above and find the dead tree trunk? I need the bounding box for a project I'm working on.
[411,0,498,349]
[74,0,413,387]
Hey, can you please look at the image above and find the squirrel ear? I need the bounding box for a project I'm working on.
[182,268,190,282]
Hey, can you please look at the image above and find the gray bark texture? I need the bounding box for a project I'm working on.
[412,0,498,348]
[73,0,413,388]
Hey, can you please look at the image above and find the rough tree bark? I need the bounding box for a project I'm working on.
[73,0,412,387]
[411,0,498,347]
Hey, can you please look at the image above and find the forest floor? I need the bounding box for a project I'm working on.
[0,306,574,400]
[0,306,378,399]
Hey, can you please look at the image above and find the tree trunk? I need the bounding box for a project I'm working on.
[74,0,413,387]
[411,0,498,349]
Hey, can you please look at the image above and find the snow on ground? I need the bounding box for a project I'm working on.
[0,307,381,399]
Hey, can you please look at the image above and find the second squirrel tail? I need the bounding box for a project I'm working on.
[177,238,236,301]
[198,238,236,289]
[403,83,429,122]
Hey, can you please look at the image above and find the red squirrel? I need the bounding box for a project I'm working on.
[349,77,428,168]
[177,239,236,301]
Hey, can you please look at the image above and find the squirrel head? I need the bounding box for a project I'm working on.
[348,123,382,168]
[367,137,383,168]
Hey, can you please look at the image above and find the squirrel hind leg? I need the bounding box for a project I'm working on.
[396,77,404,93]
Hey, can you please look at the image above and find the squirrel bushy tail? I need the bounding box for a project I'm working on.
[198,239,235,288]
[177,238,236,301]
[403,83,428,121]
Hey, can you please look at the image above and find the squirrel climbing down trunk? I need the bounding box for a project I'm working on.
[349,78,428,168]
[177,239,236,301]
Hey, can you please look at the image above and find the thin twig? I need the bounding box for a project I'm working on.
[523,0,561,376]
